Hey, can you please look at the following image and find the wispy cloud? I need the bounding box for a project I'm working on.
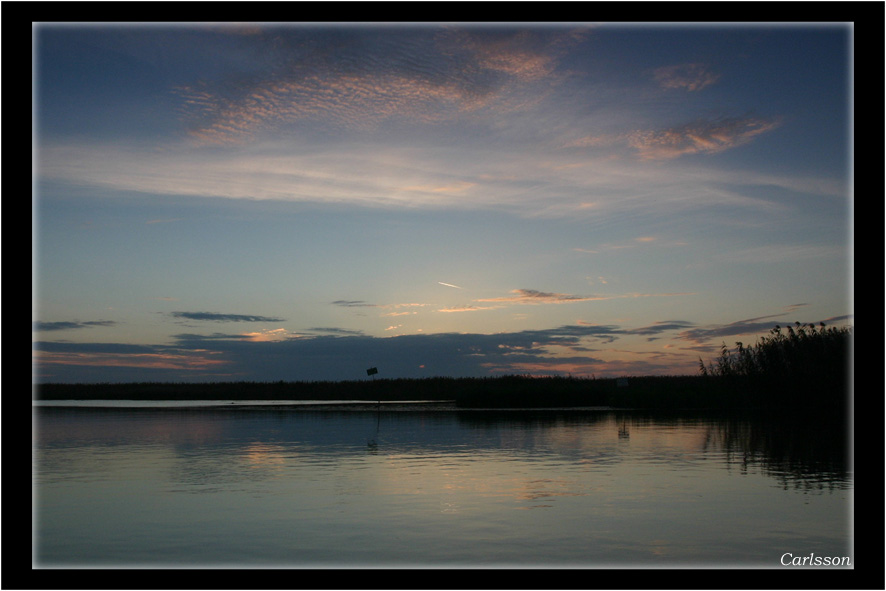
[33,320,116,332]
[173,27,587,146]
[625,321,697,342]
[678,310,853,346]
[382,311,418,317]
[170,332,254,341]
[652,63,720,92]
[627,116,782,160]
[308,327,366,336]
[438,305,499,313]
[37,116,806,220]
[574,236,683,254]
[564,115,781,161]
[241,328,294,342]
[477,289,694,305]
[333,300,429,314]
[170,311,285,322]
[626,321,696,336]
[331,300,378,308]
[677,314,791,344]
[33,341,229,373]
[477,289,607,304]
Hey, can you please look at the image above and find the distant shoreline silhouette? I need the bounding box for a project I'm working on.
[34,372,849,415]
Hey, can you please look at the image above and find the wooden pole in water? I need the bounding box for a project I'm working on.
[367,367,379,405]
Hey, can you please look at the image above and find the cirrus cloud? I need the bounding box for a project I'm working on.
[477,289,695,305]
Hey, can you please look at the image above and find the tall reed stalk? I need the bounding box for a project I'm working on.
[699,322,852,411]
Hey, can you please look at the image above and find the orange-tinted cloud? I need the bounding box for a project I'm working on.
[565,116,781,161]
[628,116,781,160]
[438,305,499,313]
[477,289,609,304]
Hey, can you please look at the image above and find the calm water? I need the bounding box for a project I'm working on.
[33,402,852,568]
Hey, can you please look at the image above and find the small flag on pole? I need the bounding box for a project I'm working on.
[366,367,378,377]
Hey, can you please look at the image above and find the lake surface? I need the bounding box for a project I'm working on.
[33,402,852,568]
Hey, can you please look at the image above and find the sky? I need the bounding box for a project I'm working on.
[32,22,853,384]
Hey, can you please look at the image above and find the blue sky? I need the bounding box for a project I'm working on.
[32,22,853,383]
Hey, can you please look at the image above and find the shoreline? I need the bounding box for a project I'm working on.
[32,374,848,414]
[33,399,462,411]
